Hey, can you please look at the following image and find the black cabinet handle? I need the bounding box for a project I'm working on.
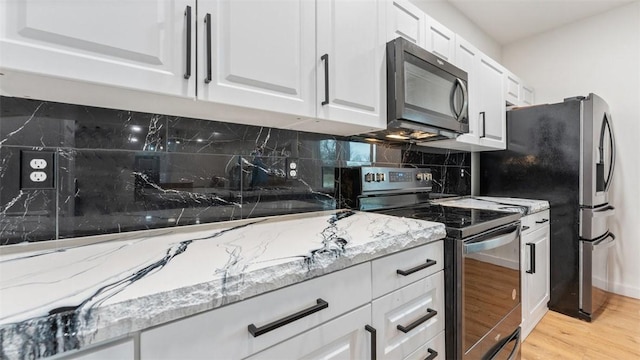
[397,308,437,333]
[425,348,438,360]
[365,325,377,360]
[183,6,192,79]
[248,298,328,337]
[535,218,549,224]
[526,243,536,274]
[321,54,329,105]
[204,13,212,84]
[479,111,486,138]
[522,225,530,232]
[396,259,437,276]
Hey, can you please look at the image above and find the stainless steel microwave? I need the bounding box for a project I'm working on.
[385,37,469,141]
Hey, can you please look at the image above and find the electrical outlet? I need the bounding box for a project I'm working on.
[29,158,48,169]
[21,150,55,190]
[286,158,299,179]
[30,171,48,182]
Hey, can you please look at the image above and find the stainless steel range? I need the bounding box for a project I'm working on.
[336,166,523,360]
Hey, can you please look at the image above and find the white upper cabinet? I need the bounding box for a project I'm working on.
[424,15,455,62]
[198,0,316,119]
[505,71,522,106]
[476,54,506,148]
[308,0,386,134]
[0,0,195,98]
[505,70,536,107]
[385,0,427,46]
[522,84,535,106]
[426,36,506,151]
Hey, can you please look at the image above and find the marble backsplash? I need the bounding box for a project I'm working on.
[0,96,470,245]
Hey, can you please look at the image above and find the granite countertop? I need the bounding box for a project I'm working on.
[0,210,445,359]
[435,196,550,215]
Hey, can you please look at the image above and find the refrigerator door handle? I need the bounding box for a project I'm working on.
[593,232,616,249]
[598,113,616,191]
[593,205,615,218]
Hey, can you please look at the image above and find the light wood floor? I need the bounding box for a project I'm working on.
[522,293,640,359]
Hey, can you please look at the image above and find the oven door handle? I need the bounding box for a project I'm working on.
[463,225,520,255]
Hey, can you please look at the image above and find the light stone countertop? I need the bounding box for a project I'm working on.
[435,196,550,215]
[0,210,445,359]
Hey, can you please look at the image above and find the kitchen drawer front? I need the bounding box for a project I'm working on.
[246,305,372,360]
[521,210,550,235]
[372,240,444,298]
[140,263,371,359]
[372,271,445,359]
[403,330,445,360]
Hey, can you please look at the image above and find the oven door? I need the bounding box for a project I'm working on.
[463,223,521,358]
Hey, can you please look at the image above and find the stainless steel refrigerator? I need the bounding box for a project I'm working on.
[480,93,616,321]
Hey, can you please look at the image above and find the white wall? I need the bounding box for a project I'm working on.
[410,0,502,60]
[503,1,640,299]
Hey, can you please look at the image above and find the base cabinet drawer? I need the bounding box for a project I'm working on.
[140,263,371,359]
[372,271,445,359]
[372,240,444,298]
[60,338,134,360]
[403,330,445,360]
[247,305,373,360]
[521,210,550,234]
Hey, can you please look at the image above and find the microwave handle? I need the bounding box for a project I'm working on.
[456,78,468,121]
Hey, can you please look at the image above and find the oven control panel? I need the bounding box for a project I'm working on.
[361,166,432,193]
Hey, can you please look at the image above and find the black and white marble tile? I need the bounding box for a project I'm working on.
[1,96,471,245]
[0,210,445,359]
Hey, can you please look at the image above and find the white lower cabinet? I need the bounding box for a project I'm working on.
[247,305,374,360]
[372,272,445,359]
[138,241,446,359]
[140,263,371,359]
[60,338,134,360]
[521,210,550,340]
[403,330,445,360]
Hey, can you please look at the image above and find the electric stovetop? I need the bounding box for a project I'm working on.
[377,203,521,239]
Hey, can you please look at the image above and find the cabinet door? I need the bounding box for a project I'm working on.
[425,16,455,62]
[372,272,445,359]
[522,85,535,106]
[247,305,373,360]
[476,55,506,149]
[505,71,522,106]
[453,36,480,139]
[315,0,386,132]
[385,0,427,47]
[0,0,195,98]
[522,224,550,340]
[198,0,315,119]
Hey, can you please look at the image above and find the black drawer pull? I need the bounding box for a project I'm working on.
[248,298,328,337]
[397,308,437,333]
[425,348,438,360]
[535,218,549,224]
[526,242,536,274]
[522,225,530,232]
[396,259,436,276]
[183,5,192,79]
[204,13,212,83]
[321,53,329,105]
[365,325,377,360]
